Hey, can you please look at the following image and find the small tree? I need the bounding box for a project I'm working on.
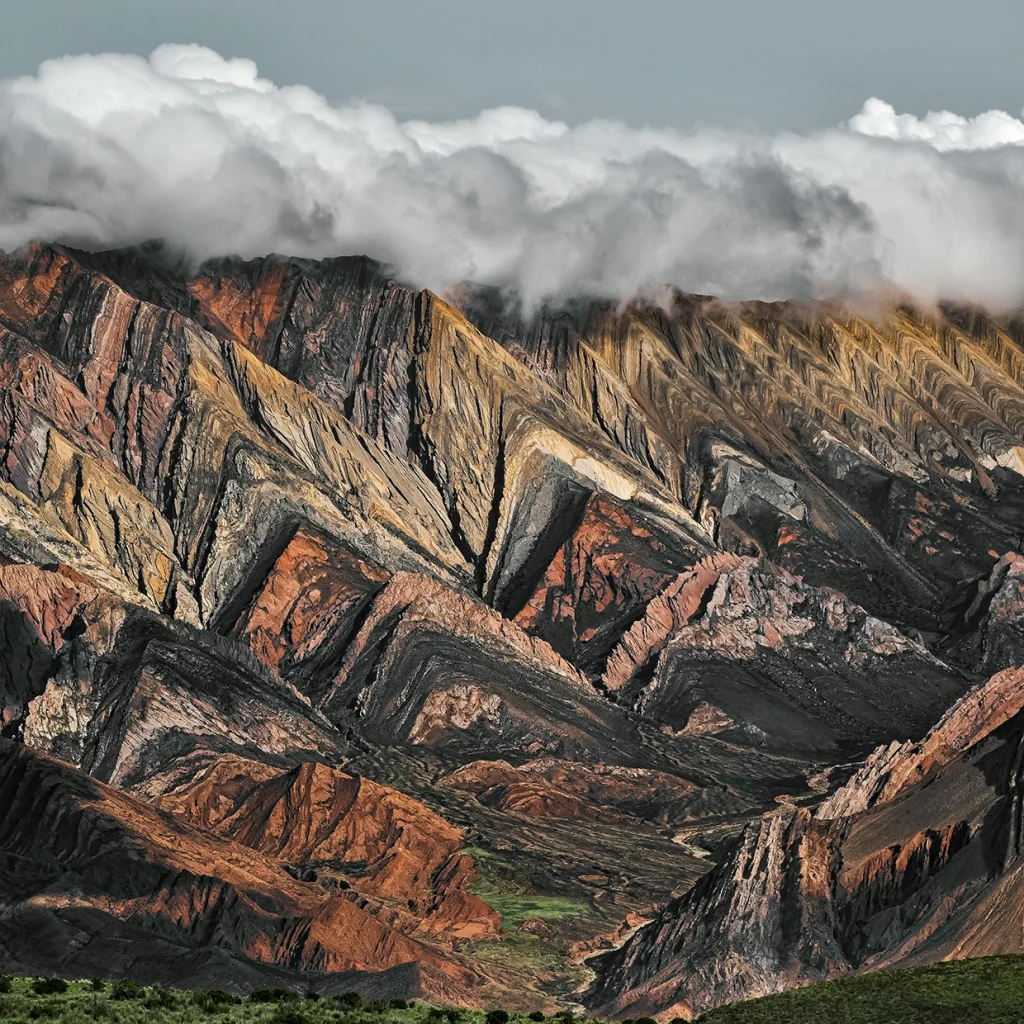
[486,1011,510,1024]
[336,991,363,1010]
[528,1014,545,1022]
[110,980,144,1001]
[31,979,69,996]
[251,990,298,1004]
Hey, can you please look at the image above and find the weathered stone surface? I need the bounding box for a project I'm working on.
[226,527,390,698]
[586,666,1024,1018]
[0,739,486,1002]
[438,758,744,826]
[816,665,1024,819]
[465,294,1024,629]
[605,555,968,756]
[158,756,501,942]
[511,493,703,675]
[4,243,1024,1006]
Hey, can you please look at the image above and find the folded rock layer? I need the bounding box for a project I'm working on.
[1,243,1023,1008]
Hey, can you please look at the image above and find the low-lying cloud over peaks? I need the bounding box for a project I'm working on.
[4,44,1024,308]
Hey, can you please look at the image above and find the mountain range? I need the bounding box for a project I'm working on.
[2,241,1024,1016]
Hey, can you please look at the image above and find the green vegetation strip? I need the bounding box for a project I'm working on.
[0,977,574,1024]
[697,954,1024,1024]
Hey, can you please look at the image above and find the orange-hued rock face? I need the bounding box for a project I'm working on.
[189,260,294,358]
[227,527,389,692]
[4,243,1024,1007]
[0,740,485,1001]
[158,756,501,942]
[512,493,701,675]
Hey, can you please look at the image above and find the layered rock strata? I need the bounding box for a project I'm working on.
[2,242,1024,1005]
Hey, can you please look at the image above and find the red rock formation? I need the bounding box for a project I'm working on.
[189,259,294,357]
[158,755,501,941]
[227,527,389,693]
[602,553,747,694]
[0,739,485,1001]
[512,493,702,675]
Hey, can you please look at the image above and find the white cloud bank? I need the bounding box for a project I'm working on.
[4,44,1024,308]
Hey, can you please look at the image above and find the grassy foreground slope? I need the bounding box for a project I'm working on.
[698,955,1024,1024]
[0,977,554,1024]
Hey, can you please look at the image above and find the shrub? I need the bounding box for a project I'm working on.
[0,976,10,995]
[31,980,68,996]
[145,988,178,1010]
[304,991,321,1002]
[364,999,388,1013]
[110,979,144,1001]
[29,1005,59,1020]
[335,992,362,1010]
[427,1009,463,1024]
[389,998,409,1010]
[272,1007,307,1024]
[89,980,106,993]
[633,1018,658,1024]
[487,1011,510,1024]
[528,1014,545,1022]
[251,990,298,1004]
[192,989,239,1014]
[205,990,238,1005]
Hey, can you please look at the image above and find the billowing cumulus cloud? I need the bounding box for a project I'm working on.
[4,44,1024,308]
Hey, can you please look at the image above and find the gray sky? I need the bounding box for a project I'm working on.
[4,0,1023,130]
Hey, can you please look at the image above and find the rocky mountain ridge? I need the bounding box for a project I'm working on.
[1,241,1024,1011]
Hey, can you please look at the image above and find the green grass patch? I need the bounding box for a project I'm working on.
[0,976,553,1024]
[698,954,1024,1024]
[469,879,590,926]
[460,847,590,927]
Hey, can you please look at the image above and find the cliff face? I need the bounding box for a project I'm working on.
[2,242,1024,1006]
[585,668,1024,1019]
